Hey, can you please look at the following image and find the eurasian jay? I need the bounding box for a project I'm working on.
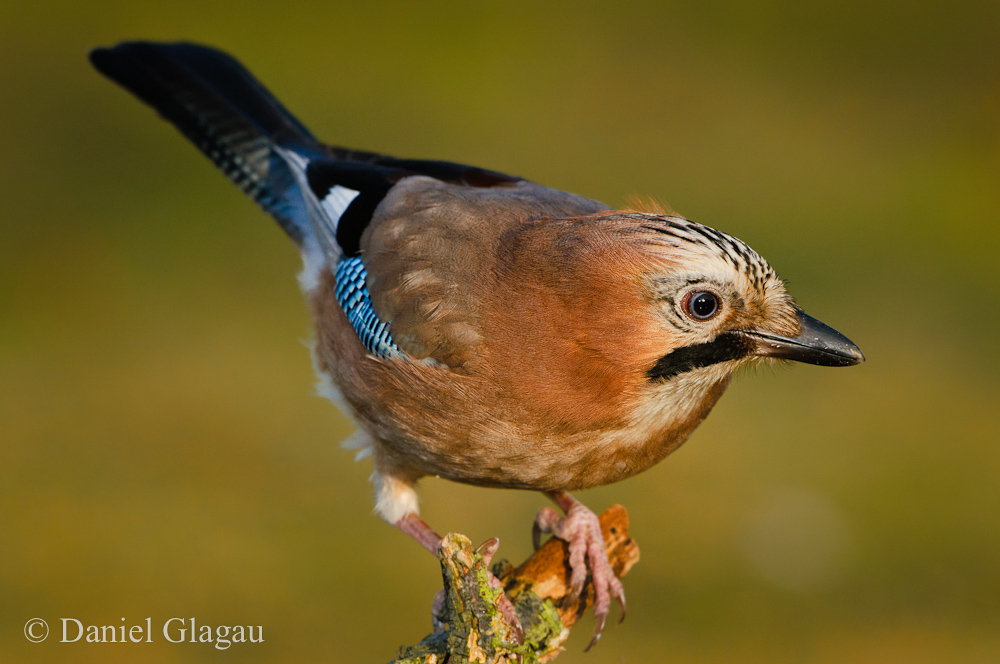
[90,41,864,647]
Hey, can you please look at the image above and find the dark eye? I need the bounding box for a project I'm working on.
[685,291,720,320]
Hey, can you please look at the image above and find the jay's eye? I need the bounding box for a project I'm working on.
[685,291,720,320]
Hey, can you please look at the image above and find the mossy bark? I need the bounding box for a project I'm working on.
[390,505,639,664]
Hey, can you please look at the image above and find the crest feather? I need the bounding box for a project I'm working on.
[623,195,676,216]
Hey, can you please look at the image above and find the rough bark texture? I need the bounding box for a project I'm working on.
[391,505,639,663]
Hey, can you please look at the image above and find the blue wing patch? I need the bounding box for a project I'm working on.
[334,256,402,359]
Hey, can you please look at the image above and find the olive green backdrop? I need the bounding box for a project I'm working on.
[2,1,998,662]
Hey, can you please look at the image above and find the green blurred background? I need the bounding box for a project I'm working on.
[2,1,998,662]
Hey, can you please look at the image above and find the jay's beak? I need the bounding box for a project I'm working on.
[747,310,865,367]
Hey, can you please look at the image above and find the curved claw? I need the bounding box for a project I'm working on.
[584,626,602,652]
[533,506,560,551]
[583,581,626,651]
[477,536,501,565]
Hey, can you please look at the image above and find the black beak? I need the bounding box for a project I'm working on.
[747,310,864,367]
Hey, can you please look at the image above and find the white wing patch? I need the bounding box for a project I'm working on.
[273,145,349,266]
[320,185,360,225]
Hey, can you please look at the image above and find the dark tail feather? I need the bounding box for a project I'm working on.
[91,41,526,255]
[89,41,320,245]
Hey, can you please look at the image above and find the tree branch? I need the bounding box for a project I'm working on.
[391,505,639,663]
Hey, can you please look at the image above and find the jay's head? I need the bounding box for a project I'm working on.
[521,211,864,404]
[633,213,864,383]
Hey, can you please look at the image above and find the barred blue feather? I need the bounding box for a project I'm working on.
[334,257,402,359]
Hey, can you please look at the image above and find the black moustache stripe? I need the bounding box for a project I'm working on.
[646,332,755,381]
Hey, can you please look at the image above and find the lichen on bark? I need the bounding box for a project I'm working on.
[390,505,639,664]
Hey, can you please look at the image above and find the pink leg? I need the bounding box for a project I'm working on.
[534,491,626,650]
[394,513,523,643]
[395,513,442,553]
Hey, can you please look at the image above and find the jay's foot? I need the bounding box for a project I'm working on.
[533,492,626,650]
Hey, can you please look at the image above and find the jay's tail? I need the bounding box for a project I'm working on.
[91,41,522,260]
[90,41,322,246]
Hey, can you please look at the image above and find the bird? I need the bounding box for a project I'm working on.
[89,41,864,648]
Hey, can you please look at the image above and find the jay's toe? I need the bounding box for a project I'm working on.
[534,502,626,649]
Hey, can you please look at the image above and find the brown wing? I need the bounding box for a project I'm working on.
[360,176,609,371]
